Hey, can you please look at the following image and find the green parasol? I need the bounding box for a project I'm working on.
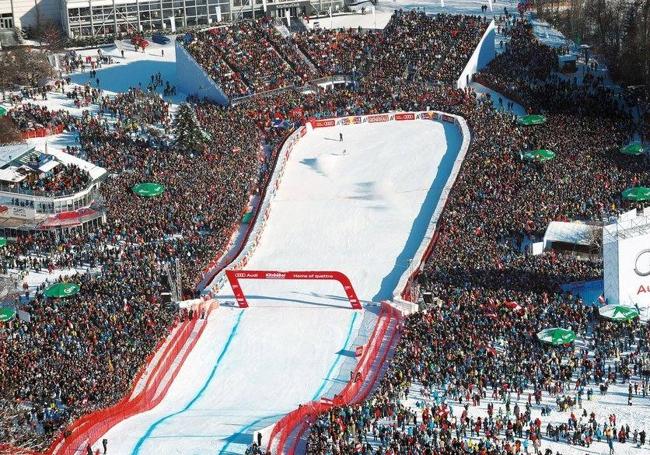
[0,106,6,117]
[0,307,16,322]
[44,282,80,298]
[241,211,253,223]
[599,304,639,322]
[622,187,650,202]
[537,327,576,345]
[518,114,547,126]
[620,143,644,156]
[522,149,556,162]
[132,182,165,198]
[0,237,7,247]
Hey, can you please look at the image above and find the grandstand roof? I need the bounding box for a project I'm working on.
[0,144,35,169]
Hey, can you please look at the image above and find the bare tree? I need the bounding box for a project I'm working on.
[0,118,22,144]
[9,48,55,86]
[34,21,66,51]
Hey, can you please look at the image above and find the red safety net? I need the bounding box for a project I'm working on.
[49,302,218,455]
[267,302,402,454]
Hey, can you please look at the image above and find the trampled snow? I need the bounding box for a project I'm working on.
[98,119,463,454]
[68,39,184,103]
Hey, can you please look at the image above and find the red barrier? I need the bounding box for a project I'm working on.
[225,270,362,310]
[49,302,218,455]
[19,125,65,141]
[0,444,40,455]
[267,303,401,454]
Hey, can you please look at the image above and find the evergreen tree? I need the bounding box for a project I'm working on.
[174,103,211,153]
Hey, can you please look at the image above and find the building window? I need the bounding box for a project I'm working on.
[0,13,13,30]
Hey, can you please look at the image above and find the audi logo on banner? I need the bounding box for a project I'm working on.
[635,249,650,276]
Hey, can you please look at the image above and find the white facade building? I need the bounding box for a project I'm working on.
[603,207,650,315]
[0,0,344,37]
[0,0,60,31]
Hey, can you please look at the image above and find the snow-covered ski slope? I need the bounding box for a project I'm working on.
[100,118,463,454]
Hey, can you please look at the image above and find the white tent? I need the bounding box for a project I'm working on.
[543,221,600,250]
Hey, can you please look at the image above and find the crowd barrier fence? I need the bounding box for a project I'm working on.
[268,303,401,454]
[19,124,66,140]
[48,300,218,455]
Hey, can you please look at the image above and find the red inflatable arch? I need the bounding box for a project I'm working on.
[225,270,362,309]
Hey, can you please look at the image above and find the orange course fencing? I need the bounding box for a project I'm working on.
[20,125,65,140]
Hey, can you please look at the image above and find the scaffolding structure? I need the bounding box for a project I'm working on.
[602,207,650,315]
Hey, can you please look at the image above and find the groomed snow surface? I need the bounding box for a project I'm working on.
[98,119,462,454]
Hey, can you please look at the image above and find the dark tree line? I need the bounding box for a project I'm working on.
[535,0,650,92]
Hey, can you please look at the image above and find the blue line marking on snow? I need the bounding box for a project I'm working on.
[218,310,358,454]
[132,310,245,455]
[311,311,358,401]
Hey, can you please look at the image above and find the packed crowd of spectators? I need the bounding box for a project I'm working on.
[184,19,307,97]
[294,28,382,76]
[474,19,626,119]
[0,100,270,450]
[183,11,489,99]
[17,164,91,195]
[98,87,171,128]
[303,17,648,455]
[1,10,648,455]
[7,104,75,133]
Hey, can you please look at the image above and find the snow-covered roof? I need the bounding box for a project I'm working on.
[0,144,34,169]
[543,221,600,247]
[38,160,60,174]
[46,149,107,182]
[0,167,27,183]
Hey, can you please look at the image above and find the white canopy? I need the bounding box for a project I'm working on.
[543,221,600,249]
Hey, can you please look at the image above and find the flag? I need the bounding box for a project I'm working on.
[262,0,267,11]
[285,9,291,27]
[216,5,222,22]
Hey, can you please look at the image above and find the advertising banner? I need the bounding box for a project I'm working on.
[604,219,650,309]
[367,114,390,123]
[311,119,336,128]
[225,269,362,309]
[394,113,416,121]
[337,116,363,126]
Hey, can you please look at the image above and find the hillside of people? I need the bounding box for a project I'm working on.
[181,12,489,98]
[0,9,648,455]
